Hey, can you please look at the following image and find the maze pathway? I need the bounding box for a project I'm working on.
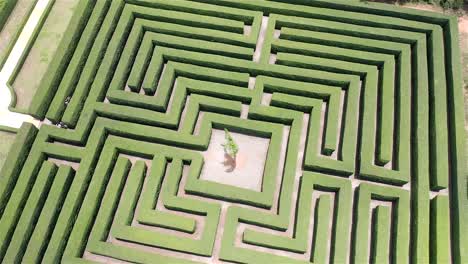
[0,0,467,263]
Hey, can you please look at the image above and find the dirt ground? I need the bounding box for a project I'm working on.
[0,0,37,66]
[200,129,271,191]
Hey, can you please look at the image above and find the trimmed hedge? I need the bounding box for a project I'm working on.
[0,123,37,217]
[0,0,18,32]
[0,0,466,263]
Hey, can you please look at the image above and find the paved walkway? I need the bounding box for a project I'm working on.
[0,0,53,128]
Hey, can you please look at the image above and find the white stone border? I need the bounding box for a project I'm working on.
[0,0,53,129]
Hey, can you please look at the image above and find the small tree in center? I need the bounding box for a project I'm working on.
[222,128,238,160]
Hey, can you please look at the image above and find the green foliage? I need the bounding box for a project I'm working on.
[424,0,464,9]
[0,0,466,263]
[363,0,465,9]
[0,0,18,31]
[222,128,239,158]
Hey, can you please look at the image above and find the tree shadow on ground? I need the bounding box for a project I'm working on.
[222,153,236,172]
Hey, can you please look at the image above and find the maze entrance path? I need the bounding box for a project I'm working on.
[0,0,467,263]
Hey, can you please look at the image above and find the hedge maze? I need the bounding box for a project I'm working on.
[0,0,467,263]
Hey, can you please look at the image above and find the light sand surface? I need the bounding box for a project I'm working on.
[200,129,270,191]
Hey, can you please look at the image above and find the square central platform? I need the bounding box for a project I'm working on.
[200,129,270,192]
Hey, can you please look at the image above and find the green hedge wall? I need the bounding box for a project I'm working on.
[0,0,18,31]
[0,0,466,263]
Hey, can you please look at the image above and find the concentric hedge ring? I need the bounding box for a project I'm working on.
[0,0,466,263]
